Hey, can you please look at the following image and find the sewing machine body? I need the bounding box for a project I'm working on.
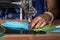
[0,0,45,33]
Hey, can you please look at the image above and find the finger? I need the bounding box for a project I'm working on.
[35,21,43,28]
[39,22,46,28]
[48,22,52,25]
[30,17,40,28]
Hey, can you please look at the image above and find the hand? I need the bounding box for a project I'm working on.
[30,14,51,29]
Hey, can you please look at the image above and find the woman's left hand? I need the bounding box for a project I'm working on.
[30,14,51,29]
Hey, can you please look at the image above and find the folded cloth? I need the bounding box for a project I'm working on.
[51,28,60,32]
[33,25,56,32]
[51,25,60,32]
[1,21,29,30]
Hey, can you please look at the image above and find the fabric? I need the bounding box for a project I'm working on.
[33,25,56,32]
[1,21,29,30]
[32,0,45,18]
[33,25,60,32]
[51,28,60,32]
[51,25,60,32]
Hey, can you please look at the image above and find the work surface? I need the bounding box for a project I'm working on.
[0,19,60,40]
[0,32,60,40]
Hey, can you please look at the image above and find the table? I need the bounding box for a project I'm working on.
[0,32,60,40]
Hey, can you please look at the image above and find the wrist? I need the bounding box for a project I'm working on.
[44,12,54,22]
[39,13,51,23]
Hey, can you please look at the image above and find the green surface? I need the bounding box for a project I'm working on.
[33,25,56,32]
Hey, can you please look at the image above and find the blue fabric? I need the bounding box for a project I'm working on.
[51,28,60,32]
[1,21,29,30]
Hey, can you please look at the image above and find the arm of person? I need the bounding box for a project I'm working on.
[30,12,54,29]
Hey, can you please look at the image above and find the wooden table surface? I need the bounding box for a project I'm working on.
[0,32,60,40]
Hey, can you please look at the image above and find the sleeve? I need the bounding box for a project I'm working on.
[32,0,45,18]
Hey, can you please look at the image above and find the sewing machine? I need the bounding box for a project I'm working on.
[0,0,35,21]
[0,0,40,34]
[11,0,35,22]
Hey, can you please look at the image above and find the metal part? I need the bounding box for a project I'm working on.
[0,25,6,34]
[0,0,35,33]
